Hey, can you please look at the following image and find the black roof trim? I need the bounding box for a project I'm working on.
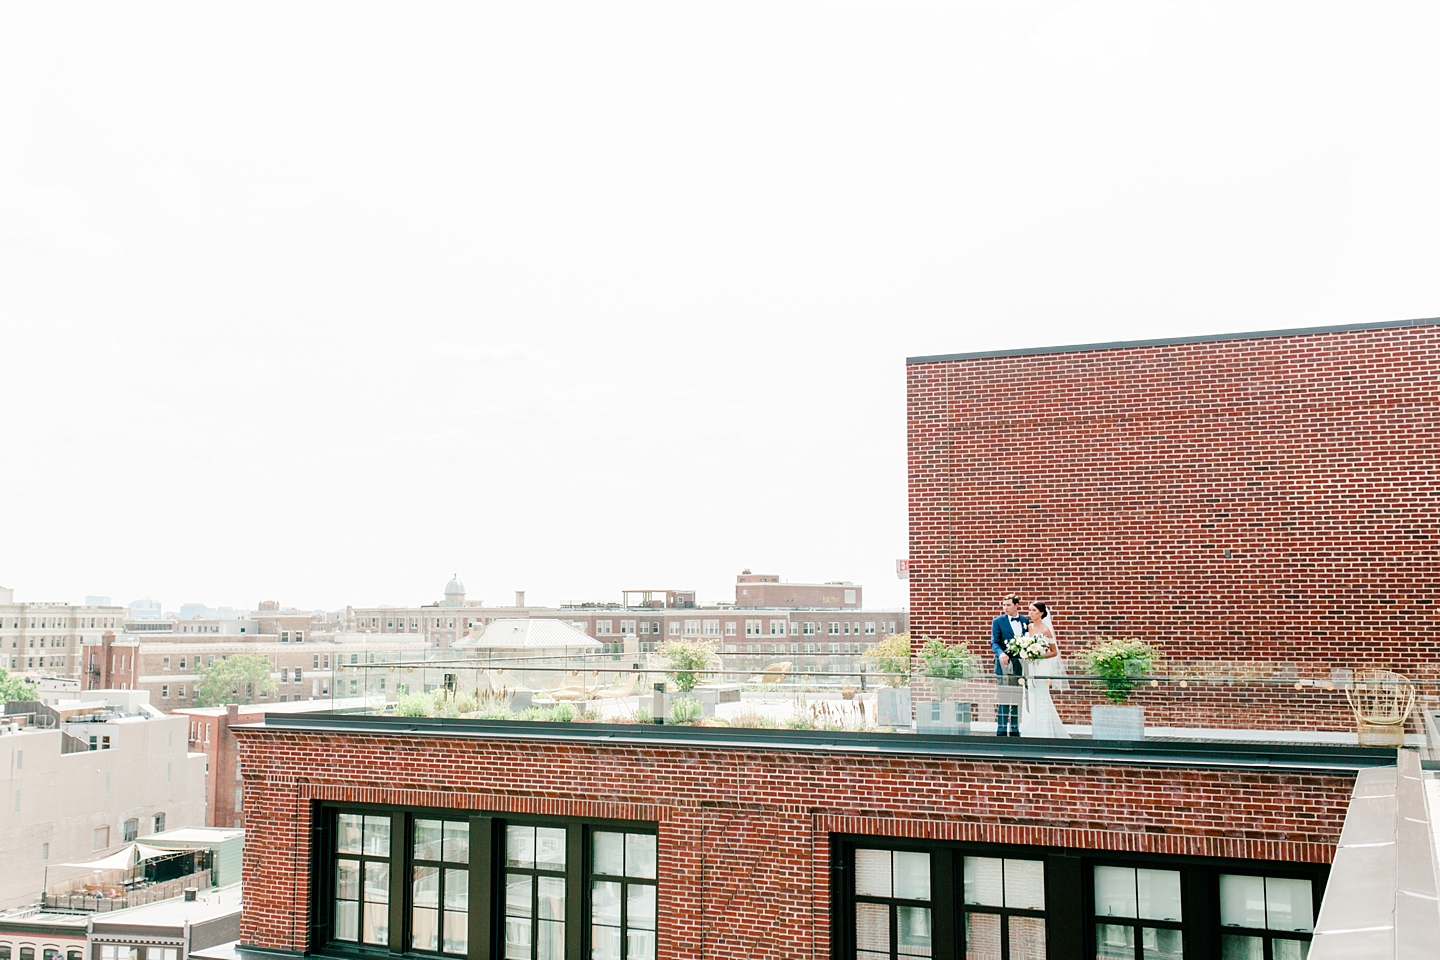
[247,712,1394,774]
[907,316,1440,364]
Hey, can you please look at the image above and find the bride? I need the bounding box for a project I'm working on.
[1020,601,1070,738]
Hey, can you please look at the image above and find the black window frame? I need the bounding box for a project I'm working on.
[831,836,1329,960]
[312,801,657,960]
[1213,870,1321,960]
[1088,861,1186,960]
[409,816,472,957]
[850,847,936,960]
[958,854,1049,960]
[587,828,659,960]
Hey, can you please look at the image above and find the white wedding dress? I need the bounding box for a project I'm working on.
[1020,618,1070,739]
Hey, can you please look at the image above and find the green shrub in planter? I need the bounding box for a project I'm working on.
[658,639,718,693]
[919,638,979,680]
[862,633,913,687]
[1078,637,1159,704]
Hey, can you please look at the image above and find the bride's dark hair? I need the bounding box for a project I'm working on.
[1030,601,1049,618]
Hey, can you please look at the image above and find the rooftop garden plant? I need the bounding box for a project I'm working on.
[918,638,979,680]
[657,639,718,693]
[862,633,912,687]
[1078,637,1160,704]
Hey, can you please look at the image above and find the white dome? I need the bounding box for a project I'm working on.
[445,575,465,596]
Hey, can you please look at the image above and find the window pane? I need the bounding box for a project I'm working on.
[414,865,440,907]
[415,820,444,861]
[965,911,1002,960]
[507,826,535,868]
[1220,935,1263,960]
[363,816,391,857]
[362,900,389,945]
[364,862,390,903]
[626,928,655,960]
[593,924,623,960]
[537,919,564,960]
[412,906,439,952]
[1220,875,1267,928]
[594,831,625,876]
[337,814,363,854]
[335,899,359,941]
[1004,859,1046,910]
[856,902,889,952]
[1095,923,1136,959]
[1137,869,1182,922]
[445,868,469,910]
[444,821,470,863]
[336,859,360,900]
[1094,866,1138,919]
[856,850,892,898]
[897,905,932,957]
[1271,938,1310,960]
[537,826,567,867]
[1141,926,1185,960]
[507,874,533,918]
[626,833,657,879]
[593,880,623,926]
[1008,916,1046,960]
[443,910,468,954]
[505,916,532,960]
[628,883,657,930]
[894,852,931,902]
[964,857,1004,907]
[538,876,566,920]
[1266,878,1314,932]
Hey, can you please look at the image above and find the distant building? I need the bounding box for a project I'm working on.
[127,597,163,620]
[0,880,241,960]
[1,593,127,682]
[734,570,862,608]
[0,691,205,910]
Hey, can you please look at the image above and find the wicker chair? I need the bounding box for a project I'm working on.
[1344,669,1416,747]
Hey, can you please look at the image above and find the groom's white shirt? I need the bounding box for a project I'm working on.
[1007,616,1025,637]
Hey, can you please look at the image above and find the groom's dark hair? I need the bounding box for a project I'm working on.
[1004,594,1021,605]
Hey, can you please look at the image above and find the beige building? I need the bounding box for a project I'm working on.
[0,586,126,681]
[131,629,430,711]
[0,690,206,911]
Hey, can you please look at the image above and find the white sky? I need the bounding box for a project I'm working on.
[2,2,1437,614]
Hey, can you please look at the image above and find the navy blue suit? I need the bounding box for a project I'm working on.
[990,614,1029,734]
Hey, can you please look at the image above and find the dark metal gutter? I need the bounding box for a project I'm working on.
[248,712,1395,775]
[907,316,1440,364]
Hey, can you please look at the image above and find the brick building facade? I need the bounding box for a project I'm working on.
[906,318,1440,729]
[234,716,1380,960]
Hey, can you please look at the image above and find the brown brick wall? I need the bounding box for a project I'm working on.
[235,727,1356,957]
[907,322,1440,728]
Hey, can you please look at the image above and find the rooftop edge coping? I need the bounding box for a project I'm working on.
[243,711,1398,774]
[906,315,1440,364]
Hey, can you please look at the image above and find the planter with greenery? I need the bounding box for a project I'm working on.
[915,638,978,734]
[658,639,717,694]
[862,633,913,728]
[1077,637,1159,740]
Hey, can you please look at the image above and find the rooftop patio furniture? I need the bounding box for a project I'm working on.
[750,662,792,685]
[1345,668,1415,747]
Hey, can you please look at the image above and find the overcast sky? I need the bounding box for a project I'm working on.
[2,2,1437,614]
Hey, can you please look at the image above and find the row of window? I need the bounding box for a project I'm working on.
[317,809,1322,960]
[9,636,71,648]
[10,656,65,669]
[323,808,657,960]
[843,842,1319,960]
[0,946,83,960]
[1,615,117,629]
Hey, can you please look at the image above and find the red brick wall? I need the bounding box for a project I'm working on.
[907,322,1440,727]
[235,728,1355,958]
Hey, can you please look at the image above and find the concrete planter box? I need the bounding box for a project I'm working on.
[876,687,912,728]
[915,700,972,736]
[506,689,533,713]
[695,683,741,716]
[1091,705,1145,741]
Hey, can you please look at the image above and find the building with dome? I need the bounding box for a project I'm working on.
[441,575,465,607]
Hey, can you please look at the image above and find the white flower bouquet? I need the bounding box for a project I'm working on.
[1006,633,1052,661]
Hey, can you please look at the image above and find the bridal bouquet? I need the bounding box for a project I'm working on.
[1006,633,1052,661]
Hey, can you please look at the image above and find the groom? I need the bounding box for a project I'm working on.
[990,595,1029,736]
